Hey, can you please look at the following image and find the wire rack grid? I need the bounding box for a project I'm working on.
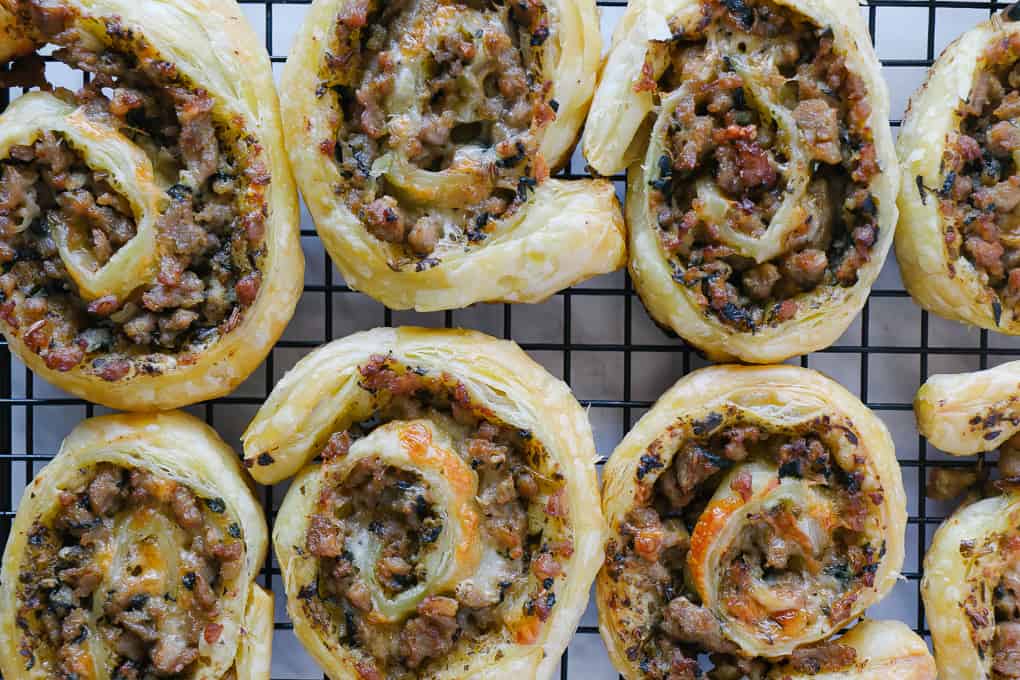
[1,0,1018,677]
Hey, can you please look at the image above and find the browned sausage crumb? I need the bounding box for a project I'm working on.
[788,640,858,673]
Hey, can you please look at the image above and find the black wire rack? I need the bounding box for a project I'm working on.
[2,0,1019,677]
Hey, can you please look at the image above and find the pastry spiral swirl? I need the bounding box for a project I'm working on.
[582,0,897,362]
[0,0,302,409]
[280,0,625,311]
[245,327,604,679]
[598,365,913,678]
[897,9,1020,335]
[0,411,271,679]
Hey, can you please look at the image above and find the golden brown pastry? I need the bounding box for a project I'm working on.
[0,0,303,410]
[582,0,897,363]
[243,327,604,679]
[897,9,1020,334]
[599,365,914,678]
[280,0,625,311]
[0,411,271,679]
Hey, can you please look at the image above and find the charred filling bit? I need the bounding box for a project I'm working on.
[298,356,570,678]
[939,33,1020,321]
[648,0,880,331]
[605,420,879,678]
[0,1,266,379]
[14,463,244,678]
[322,0,557,264]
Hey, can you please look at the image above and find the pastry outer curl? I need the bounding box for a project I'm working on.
[599,365,908,677]
[896,9,1020,334]
[245,327,604,679]
[280,0,625,312]
[915,360,1020,455]
[0,411,271,679]
[0,0,302,410]
[582,0,897,363]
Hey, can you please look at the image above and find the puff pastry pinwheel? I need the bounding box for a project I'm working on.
[243,327,604,679]
[598,364,913,678]
[896,9,1020,335]
[582,0,897,363]
[0,411,271,679]
[0,0,303,410]
[280,0,625,311]
[916,363,1020,678]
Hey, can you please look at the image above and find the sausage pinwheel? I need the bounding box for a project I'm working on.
[918,361,1020,678]
[280,0,626,311]
[898,9,1020,335]
[0,0,303,410]
[0,411,271,679]
[583,0,897,362]
[599,365,915,678]
[244,327,604,679]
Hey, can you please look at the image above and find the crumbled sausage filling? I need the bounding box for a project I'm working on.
[14,463,245,678]
[320,0,557,266]
[0,1,266,379]
[648,0,880,331]
[604,419,880,678]
[939,33,1020,322]
[297,356,570,678]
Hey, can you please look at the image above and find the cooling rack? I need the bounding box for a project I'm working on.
[2,0,1018,676]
